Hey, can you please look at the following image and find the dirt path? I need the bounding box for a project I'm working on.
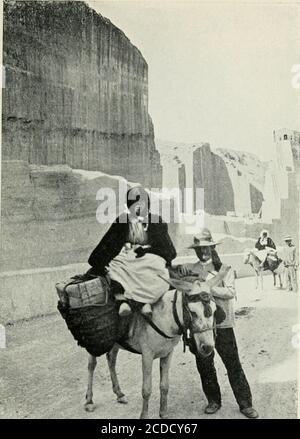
[0,276,298,419]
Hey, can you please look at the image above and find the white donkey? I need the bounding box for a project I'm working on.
[243,249,284,291]
[84,268,228,419]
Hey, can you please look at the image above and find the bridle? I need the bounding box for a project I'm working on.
[141,288,217,353]
[172,289,217,352]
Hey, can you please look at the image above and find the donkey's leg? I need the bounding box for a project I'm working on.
[85,354,97,412]
[159,351,173,419]
[255,270,259,289]
[106,345,128,404]
[273,272,276,287]
[260,271,264,291]
[279,274,283,289]
[140,351,154,419]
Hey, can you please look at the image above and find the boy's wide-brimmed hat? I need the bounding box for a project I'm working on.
[188,228,221,248]
[284,235,293,241]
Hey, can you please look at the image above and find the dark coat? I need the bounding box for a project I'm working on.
[88,213,177,275]
[255,237,276,251]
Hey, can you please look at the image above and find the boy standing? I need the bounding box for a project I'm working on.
[176,228,258,418]
[283,236,298,292]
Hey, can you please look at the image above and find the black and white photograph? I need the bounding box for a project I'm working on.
[0,0,299,420]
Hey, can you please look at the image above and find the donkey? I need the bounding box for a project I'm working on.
[243,249,284,291]
[84,269,228,419]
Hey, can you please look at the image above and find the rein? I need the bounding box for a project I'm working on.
[141,313,174,339]
[172,290,216,352]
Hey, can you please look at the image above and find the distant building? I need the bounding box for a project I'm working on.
[273,128,300,144]
[262,129,299,244]
[273,128,300,163]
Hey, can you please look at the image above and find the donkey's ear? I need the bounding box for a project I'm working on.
[206,264,231,289]
[214,304,226,324]
[158,275,192,293]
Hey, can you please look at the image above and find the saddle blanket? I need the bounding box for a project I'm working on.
[108,247,169,304]
[253,247,276,262]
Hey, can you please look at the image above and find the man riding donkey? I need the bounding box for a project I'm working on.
[88,185,177,317]
[174,228,259,419]
[254,229,277,268]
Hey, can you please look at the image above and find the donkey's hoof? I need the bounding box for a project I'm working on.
[84,402,96,412]
[160,412,168,419]
[117,395,128,404]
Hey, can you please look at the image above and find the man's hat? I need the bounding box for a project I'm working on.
[188,228,221,248]
[284,235,293,241]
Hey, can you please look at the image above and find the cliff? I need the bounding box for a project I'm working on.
[2,0,162,187]
[193,144,235,215]
[215,148,266,192]
[157,140,264,216]
[215,148,266,216]
[0,160,179,272]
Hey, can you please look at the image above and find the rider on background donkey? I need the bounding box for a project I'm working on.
[255,229,276,268]
[176,228,259,419]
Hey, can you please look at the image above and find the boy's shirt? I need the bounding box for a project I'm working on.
[283,245,298,266]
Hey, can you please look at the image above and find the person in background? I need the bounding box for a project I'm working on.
[282,236,298,293]
[255,229,276,268]
[176,228,259,419]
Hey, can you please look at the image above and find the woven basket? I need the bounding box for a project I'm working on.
[58,300,120,356]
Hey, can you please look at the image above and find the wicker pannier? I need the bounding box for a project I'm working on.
[58,301,119,356]
[56,273,123,356]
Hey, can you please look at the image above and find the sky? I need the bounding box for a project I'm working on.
[88,0,300,160]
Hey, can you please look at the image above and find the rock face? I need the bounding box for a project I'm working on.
[2,0,162,187]
[215,148,265,216]
[193,144,235,215]
[250,184,264,214]
[157,140,265,217]
[0,160,179,271]
[215,148,266,191]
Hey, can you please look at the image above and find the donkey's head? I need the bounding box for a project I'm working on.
[243,249,252,265]
[187,280,217,357]
[165,267,229,357]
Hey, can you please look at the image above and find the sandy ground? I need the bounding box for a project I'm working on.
[0,275,298,419]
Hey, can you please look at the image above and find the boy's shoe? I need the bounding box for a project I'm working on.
[119,302,132,317]
[141,303,152,317]
[240,407,259,418]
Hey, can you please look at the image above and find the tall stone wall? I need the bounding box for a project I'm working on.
[0,160,179,272]
[158,141,264,217]
[250,184,263,214]
[2,0,162,187]
[193,144,235,215]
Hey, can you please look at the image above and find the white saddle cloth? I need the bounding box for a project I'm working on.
[253,247,276,262]
[108,247,169,304]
